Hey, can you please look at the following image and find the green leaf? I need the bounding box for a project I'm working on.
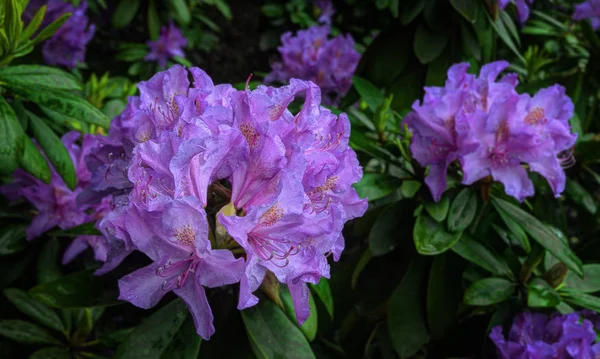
[241,299,316,359]
[566,179,597,214]
[170,0,191,25]
[427,253,462,339]
[369,200,412,256]
[451,234,513,278]
[147,0,160,40]
[527,278,560,308]
[464,278,515,306]
[493,208,531,253]
[491,198,584,277]
[414,214,462,255]
[0,65,81,91]
[32,13,70,44]
[0,96,25,176]
[388,256,429,357]
[27,112,76,189]
[0,224,27,255]
[310,279,333,319]
[214,0,232,20]
[425,196,449,222]
[37,238,62,285]
[30,347,71,359]
[414,24,448,64]
[21,5,46,40]
[450,0,477,22]
[353,76,384,112]
[564,264,600,293]
[500,10,520,47]
[114,299,189,359]
[489,14,525,64]
[6,85,109,128]
[447,188,477,232]
[160,316,202,359]
[20,136,51,183]
[400,0,426,25]
[353,173,401,202]
[4,288,65,333]
[0,320,60,345]
[562,290,600,312]
[280,286,318,342]
[48,221,100,237]
[112,0,141,28]
[29,270,121,308]
[351,250,372,289]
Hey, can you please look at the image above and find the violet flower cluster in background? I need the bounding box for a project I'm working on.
[573,0,600,30]
[74,65,367,339]
[265,25,360,105]
[0,132,111,265]
[145,22,188,68]
[23,0,95,69]
[491,311,600,359]
[404,61,577,202]
[499,0,535,23]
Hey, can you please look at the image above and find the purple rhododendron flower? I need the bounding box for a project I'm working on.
[24,0,95,69]
[145,22,188,68]
[404,61,577,202]
[0,132,111,265]
[573,0,600,30]
[83,65,367,339]
[490,311,600,359]
[265,25,360,105]
[499,0,535,23]
[315,0,335,25]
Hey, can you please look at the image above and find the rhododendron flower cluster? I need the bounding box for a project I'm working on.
[404,61,576,202]
[573,0,600,30]
[82,65,367,339]
[265,25,360,105]
[145,21,188,68]
[23,0,95,69]
[491,311,600,359]
[499,0,534,23]
[0,132,111,265]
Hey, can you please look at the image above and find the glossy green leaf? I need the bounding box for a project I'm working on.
[32,13,70,44]
[241,299,316,359]
[280,287,318,341]
[425,196,449,222]
[29,347,71,359]
[353,76,384,112]
[160,316,202,359]
[28,112,76,189]
[0,65,81,91]
[4,288,65,333]
[353,173,401,202]
[400,0,426,25]
[566,179,597,214]
[464,278,515,306]
[29,270,121,308]
[0,96,25,176]
[451,234,513,278]
[493,211,531,253]
[414,24,448,64]
[450,0,478,22]
[527,278,561,308]
[170,0,191,24]
[491,198,583,277]
[369,200,412,256]
[351,249,372,289]
[414,214,462,255]
[21,5,47,40]
[6,85,109,128]
[427,253,462,339]
[0,320,61,345]
[447,188,477,232]
[112,0,141,28]
[0,224,27,255]
[114,299,189,359]
[310,279,333,319]
[562,290,600,312]
[564,264,600,293]
[489,14,525,64]
[388,256,429,357]
[20,136,51,183]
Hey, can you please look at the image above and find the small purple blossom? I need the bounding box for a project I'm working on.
[490,311,600,359]
[145,22,188,68]
[315,0,335,25]
[405,61,577,202]
[573,1,600,30]
[265,26,360,105]
[0,132,111,264]
[499,0,535,23]
[24,0,95,69]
